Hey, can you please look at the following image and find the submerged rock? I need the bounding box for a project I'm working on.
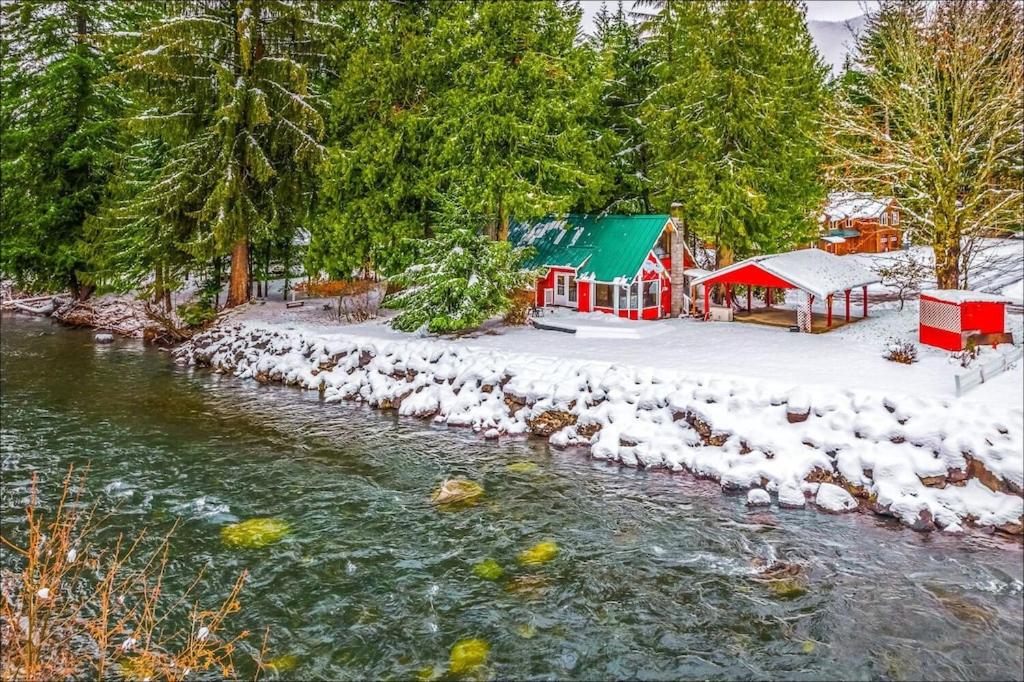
[472,559,504,581]
[221,517,290,548]
[430,479,484,507]
[94,332,114,343]
[746,489,771,507]
[518,540,559,565]
[448,638,489,676]
[265,654,299,673]
[506,461,538,474]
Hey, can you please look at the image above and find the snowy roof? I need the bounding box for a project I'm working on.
[821,236,846,244]
[510,214,688,283]
[920,290,1013,305]
[689,248,881,299]
[824,192,894,221]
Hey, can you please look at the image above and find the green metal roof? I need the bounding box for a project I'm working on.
[827,229,861,238]
[509,214,671,283]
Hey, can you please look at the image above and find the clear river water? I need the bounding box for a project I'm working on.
[1,314,1022,680]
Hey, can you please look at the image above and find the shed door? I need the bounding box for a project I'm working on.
[553,273,577,307]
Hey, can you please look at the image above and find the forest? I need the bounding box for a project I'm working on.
[1,0,1021,330]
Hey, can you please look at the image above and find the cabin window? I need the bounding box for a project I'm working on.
[616,283,637,310]
[892,211,899,225]
[568,277,577,303]
[655,229,671,258]
[643,280,658,308]
[880,212,888,226]
[595,283,613,308]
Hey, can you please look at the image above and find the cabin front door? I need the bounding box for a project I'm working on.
[553,273,577,307]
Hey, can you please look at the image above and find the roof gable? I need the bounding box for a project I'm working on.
[690,249,880,299]
[823,192,895,222]
[510,214,673,283]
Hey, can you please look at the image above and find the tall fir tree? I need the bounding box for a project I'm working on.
[0,1,136,297]
[310,0,442,279]
[646,0,829,267]
[433,0,603,241]
[117,0,330,307]
[591,1,655,214]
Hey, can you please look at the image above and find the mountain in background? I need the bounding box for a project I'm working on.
[807,15,867,76]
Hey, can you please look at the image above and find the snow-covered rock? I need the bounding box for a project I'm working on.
[778,482,807,509]
[814,483,858,512]
[747,489,771,507]
[176,322,1024,536]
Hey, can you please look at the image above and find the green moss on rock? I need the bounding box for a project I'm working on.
[221,518,290,549]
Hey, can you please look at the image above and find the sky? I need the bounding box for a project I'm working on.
[579,1,879,33]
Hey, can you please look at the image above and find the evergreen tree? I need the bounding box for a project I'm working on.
[646,0,829,267]
[310,1,442,279]
[591,2,655,214]
[117,0,330,307]
[433,0,603,241]
[0,1,135,297]
[385,192,537,334]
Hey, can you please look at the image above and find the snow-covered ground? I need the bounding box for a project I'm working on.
[230,299,1021,407]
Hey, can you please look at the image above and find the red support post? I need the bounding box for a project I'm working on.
[827,294,833,328]
[703,286,710,320]
[725,284,732,309]
[747,288,752,312]
[845,289,851,322]
[766,288,773,308]
[862,286,868,318]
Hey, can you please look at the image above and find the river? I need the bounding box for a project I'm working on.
[2,314,1022,680]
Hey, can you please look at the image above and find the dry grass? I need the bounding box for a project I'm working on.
[0,467,262,681]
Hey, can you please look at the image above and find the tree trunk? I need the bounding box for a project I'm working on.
[496,197,508,242]
[715,241,734,304]
[932,207,961,289]
[933,239,961,289]
[226,238,250,308]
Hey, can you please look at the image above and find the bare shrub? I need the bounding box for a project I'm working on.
[503,289,535,326]
[953,338,980,368]
[883,338,918,364]
[0,467,257,681]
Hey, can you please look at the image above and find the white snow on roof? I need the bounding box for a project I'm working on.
[690,248,880,299]
[519,219,564,245]
[824,192,893,221]
[821,236,846,244]
[921,289,1013,305]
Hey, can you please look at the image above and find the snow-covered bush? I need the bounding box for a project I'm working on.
[884,338,918,364]
[385,229,537,334]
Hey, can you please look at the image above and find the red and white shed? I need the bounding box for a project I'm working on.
[919,290,1012,351]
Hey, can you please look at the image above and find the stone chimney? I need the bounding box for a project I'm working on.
[669,202,686,317]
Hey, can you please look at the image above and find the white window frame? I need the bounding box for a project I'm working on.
[880,212,888,226]
[892,211,899,225]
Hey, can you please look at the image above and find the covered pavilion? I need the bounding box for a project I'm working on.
[688,249,881,332]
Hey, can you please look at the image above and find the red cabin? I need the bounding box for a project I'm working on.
[919,290,1012,351]
[510,214,695,320]
[819,192,904,255]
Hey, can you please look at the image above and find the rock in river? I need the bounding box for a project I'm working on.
[431,479,484,507]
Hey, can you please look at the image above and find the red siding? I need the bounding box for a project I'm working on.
[919,295,1007,351]
[578,280,592,312]
[697,263,798,290]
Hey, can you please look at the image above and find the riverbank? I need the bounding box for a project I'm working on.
[176,320,1024,537]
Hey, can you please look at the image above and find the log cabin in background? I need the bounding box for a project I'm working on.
[818,192,904,255]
